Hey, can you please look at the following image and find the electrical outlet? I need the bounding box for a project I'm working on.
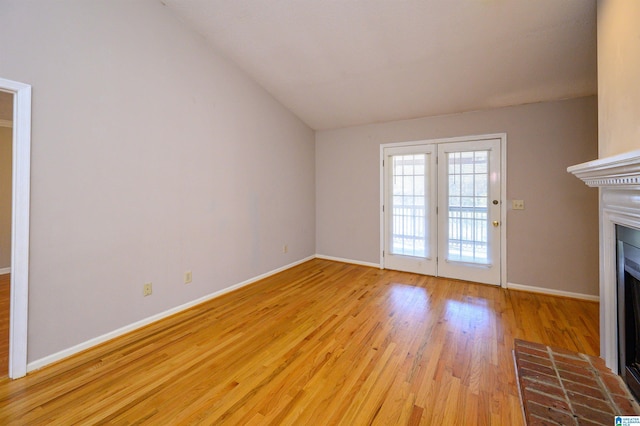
[143,282,152,297]
[512,200,525,210]
[283,244,288,253]
[184,270,192,284]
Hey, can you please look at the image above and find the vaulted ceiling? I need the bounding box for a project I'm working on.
[162,0,597,130]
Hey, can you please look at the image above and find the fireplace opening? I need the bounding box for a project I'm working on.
[617,225,640,400]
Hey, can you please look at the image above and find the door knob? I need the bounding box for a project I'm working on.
[492,221,500,227]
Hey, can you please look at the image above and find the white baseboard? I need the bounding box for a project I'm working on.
[0,267,10,275]
[507,282,599,302]
[315,254,380,269]
[27,255,316,373]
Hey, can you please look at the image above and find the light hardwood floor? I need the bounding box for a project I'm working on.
[0,259,598,425]
[0,273,8,378]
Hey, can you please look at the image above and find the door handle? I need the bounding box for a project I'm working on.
[492,221,500,227]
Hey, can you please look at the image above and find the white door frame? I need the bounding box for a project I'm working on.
[379,133,507,287]
[0,77,31,379]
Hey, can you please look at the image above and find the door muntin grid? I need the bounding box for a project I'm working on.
[390,154,429,258]
[446,150,490,265]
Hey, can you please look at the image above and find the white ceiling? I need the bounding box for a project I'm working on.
[162,0,597,130]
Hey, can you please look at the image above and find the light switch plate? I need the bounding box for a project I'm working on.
[512,200,525,210]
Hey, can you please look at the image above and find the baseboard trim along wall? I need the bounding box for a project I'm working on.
[0,267,10,275]
[507,282,599,302]
[27,255,316,373]
[315,254,381,269]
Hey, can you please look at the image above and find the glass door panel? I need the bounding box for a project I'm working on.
[446,150,489,264]
[437,139,501,285]
[383,145,436,276]
[391,154,427,258]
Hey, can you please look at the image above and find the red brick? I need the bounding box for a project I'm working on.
[565,391,614,414]
[611,394,640,415]
[514,340,638,426]
[520,367,562,387]
[523,388,572,412]
[558,370,599,387]
[515,339,547,351]
[517,344,551,360]
[586,355,608,370]
[519,359,558,377]
[577,418,606,426]
[550,346,583,358]
[600,372,628,396]
[529,414,563,425]
[554,354,591,368]
[518,352,554,366]
[562,380,607,400]
[527,401,578,425]
[555,360,596,376]
[591,362,615,375]
[521,376,565,399]
[572,403,614,425]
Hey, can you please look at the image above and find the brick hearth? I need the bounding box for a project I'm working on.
[513,339,640,425]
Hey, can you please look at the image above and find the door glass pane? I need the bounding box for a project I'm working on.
[446,151,489,264]
[391,154,428,258]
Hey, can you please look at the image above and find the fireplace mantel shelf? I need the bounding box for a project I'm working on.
[568,149,640,188]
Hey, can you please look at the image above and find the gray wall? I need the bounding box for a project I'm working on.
[0,0,315,363]
[316,96,599,296]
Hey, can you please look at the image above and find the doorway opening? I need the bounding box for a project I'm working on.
[0,77,32,379]
[380,134,507,287]
[0,91,13,377]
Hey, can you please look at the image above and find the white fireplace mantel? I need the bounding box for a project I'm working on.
[568,149,640,189]
[568,149,640,372]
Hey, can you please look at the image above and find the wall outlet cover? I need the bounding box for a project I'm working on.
[512,200,525,210]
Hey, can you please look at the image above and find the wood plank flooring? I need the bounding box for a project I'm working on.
[0,273,8,378]
[0,259,599,424]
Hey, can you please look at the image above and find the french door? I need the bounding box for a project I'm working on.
[382,145,438,276]
[382,136,503,286]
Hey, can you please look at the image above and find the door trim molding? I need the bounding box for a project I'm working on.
[379,133,507,287]
[0,78,31,379]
